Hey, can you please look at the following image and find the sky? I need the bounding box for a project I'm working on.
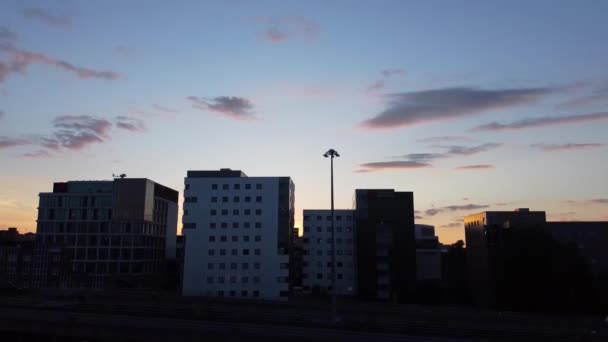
[1,0,608,244]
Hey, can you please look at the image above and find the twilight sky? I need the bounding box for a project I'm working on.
[1,0,608,244]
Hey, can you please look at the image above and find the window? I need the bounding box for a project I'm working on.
[326,262,332,267]
[185,184,190,190]
[242,262,249,269]
[253,276,260,283]
[337,250,343,255]
[303,238,310,243]
[254,235,261,242]
[220,249,226,256]
[245,184,251,190]
[277,277,288,283]
[222,196,228,203]
[185,197,198,203]
[337,274,343,280]
[209,236,216,242]
[241,290,248,297]
[222,184,229,190]
[327,215,332,221]
[255,209,262,216]
[183,223,196,229]
[231,262,237,270]
[317,273,323,279]
[253,290,259,297]
[207,276,214,283]
[337,238,342,244]
[242,276,249,283]
[304,215,309,221]
[233,209,239,215]
[254,262,260,269]
[232,222,239,229]
[244,209,251,215]
[337,262,343,268]
[232,236,238,242]
[326,227,331,232]
[254,249,261,255]
[280,263,289,269]
[316,227,322,232]
[255,222,262,229]
[221,222,228,229]
[212,184,218,190]
[230,278,237,285]
[210,209,217,216]
[316,250,322,256]
[316,215,322,220]
[243,236,250,242]
[208,249,215,256]
[221,209,228,216]
[244,222,251,229]
[207,263,214,269]
[209,222,216,229]
[219,235,226,242]
[256,184,262,190]
[211,197,218,203]
[219,263,226,270]
[336,227,342,233]
[234,184,240,190]
[256,196,262,203]
[245,196,251,203]
[218,290,224,296]
[183,210,189,216]
[231,249,238,256]
[233,196,240,203]
[218,277,225,284]
[337,215,342,221]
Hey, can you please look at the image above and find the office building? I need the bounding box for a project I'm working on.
[181,169,294,300]
[301,209,356,295]
[464,208,546,306]
[0,228,36,289]
[353,189,416,301]
[415,224,441,281]
[545,221,608,275]
[34,178,178,290]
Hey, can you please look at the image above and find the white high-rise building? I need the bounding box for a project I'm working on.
[182,169,294,300]
[301,209,356,295]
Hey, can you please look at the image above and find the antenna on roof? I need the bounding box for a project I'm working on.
[112,173,127,179]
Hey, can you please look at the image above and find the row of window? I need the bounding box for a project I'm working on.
[206,262,288,270]
[303,261,352,268]
[211,196,263,203]
[208,248,262,256]
[206,276,288,284]
[303,226,353,233]
[304,215,352,221]
[185,183,264,191]
[302,249,353,256]
[303,238,353,244]
[209,235,262,242]
[183,222,264,229]
[214,290,263,298]
[302,273,350,280]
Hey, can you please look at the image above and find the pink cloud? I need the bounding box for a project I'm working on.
[455,164,496,170]
[115,116,146,133]
[355,160,431,173]
[22,150,51,158]
[473,112,608,131]
[367,68,405,94]
[0,136,30,149]
[381,68,405,77]
[187,96,255,121]
[153,104,179,114]
[530,143,605,152]
[253,16,320,44]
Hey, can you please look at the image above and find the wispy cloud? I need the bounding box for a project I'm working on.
[254,16,319,43]
[22,150,51,158]
[187,96,255,120]
[44,115,112,150]
[439,222,462,229]
[530,143,605,152]
[0,45,122,83]
[472,112,608,131]
[21,8,71,29]
[455,164,495,170]
[443,143,502,156]
[0,26,17,41]
[153,104,179,114]
[416,136,471,143]
[115,116,146,132]
[360,86,560,130]
[0,136,30,149]
[367,68,405,93]
[389,153,446,162]
[589,199,608,204]
[558,84,608,109]
[425,204,490,216]
[355,160,430,173]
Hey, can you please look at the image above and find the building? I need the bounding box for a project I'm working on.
[289,230,304,290]
[34,178,178,290]
[545,221,608,275]
[415,224,441,282]
[301,210,356,295]
[353,189,416,301]
[464,208,546,306]
[0,228,36,289]
[181,169,294,300]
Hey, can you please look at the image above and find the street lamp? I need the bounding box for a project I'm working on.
[324,148,339,324]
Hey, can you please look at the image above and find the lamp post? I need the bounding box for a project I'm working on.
[324,148,340,324]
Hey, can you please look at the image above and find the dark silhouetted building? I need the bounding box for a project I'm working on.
[545,221,608,275]
[353,189,416,301]
[0,228,35,289]
[34,178,178,290]
[415,224,441,281]
[464,208,546,307]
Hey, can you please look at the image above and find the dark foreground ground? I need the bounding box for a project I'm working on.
[0,292,606,341]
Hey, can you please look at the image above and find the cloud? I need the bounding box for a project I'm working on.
[115,116,146,132]
[114,45,132,55]
[45,115,112,150]
[439,222,462,229]
[367,68,405,93]
[0,26,17,42]
[390,153,446,162]
[254,16,319,43]
[558,84,608,109]
[0,45,122,82]
[416,136,471,143]
[589,199,608,204]
[415,215,423,220]
[22,150,51,158]
[360,86,560,129]
[355,160,430,173]
[530,143,605,152]
[0,136,30,149]
[153,104,179,114]
[443,143,502,156]
[472,112,608,131]
[455,164,495,170]
[187,96,255,120]
[21,8,71,29]
[425,204,490,216]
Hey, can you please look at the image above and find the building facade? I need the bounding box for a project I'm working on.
[353,189,416,301]
[464,208,546,306]
[545,221,608,275]
[0,228,36,289]
[415,224,441,282]
[34,178,178,290]
[301,209,356,295]
[181,169,294,300]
